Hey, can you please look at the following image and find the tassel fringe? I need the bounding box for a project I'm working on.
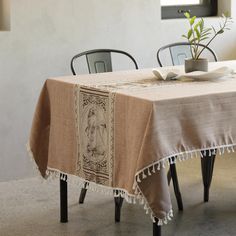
[27,141,236,226]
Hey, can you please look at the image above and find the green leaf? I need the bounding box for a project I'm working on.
[194,21,201,31]
[182,34,188,39]
[184,12,190,18]
[218,29,224,34]
[187,29,193,39]
[195,28,200,39]
[190,16,196,25]
[223,12,230,18]
[200,19,204,31]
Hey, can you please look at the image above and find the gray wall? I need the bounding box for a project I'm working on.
[0,0,236,181]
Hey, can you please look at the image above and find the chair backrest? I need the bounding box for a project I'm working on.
[71,49,138,75]
[157,42,218,67]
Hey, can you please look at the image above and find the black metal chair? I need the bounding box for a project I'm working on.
[157,42,218,203]
[71,49,138,75]
[70,48,183,225]
[71,49,138,223]
[157,42,217,67]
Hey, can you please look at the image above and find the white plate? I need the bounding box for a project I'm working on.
[179,67,234,81]
[152,66,235,81]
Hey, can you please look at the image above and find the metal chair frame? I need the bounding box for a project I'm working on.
[71,49,138,75]
[70,48,138,223]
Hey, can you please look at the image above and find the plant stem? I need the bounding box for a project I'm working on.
[196,34,217,59]
[197,17,228,59]
[188,39,194,58]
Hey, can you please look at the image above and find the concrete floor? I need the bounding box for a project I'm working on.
[0,155,236,236]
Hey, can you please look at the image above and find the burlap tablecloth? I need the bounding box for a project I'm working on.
[28,61,236,225]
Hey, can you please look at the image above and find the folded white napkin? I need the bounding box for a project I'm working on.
[152,67,234,81]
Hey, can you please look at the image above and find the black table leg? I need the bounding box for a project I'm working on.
[114,190,124,222]
[168,157,183,211]
[201,150,216,202]
[79,182,89,204]
[60,173,68,223]
[167,169,171,185]
[153,218,161,236]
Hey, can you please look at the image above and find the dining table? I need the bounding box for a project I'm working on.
[27,60,236,236]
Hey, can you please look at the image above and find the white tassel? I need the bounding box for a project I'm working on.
[152,164,156,173]
[151,214,155,222]
[137,175,141,183]
[162,161,166,168]
[158,220,163,226]
[148,168,151,176]
[157,163,161,170]
[183,154,187,160]
[231,146,235,152]
[222,147,225,154]
[190,152,193,159]
[219,148,222,155]
[144,203,148,210]
[163,218,168,224]
[142,171,147,179]
[186,153,190,159]
[140,198,144,205]
[208,149,212,156]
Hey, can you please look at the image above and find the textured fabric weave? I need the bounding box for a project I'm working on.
[28,61,236,223]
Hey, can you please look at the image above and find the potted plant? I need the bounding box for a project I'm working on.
[182,12,233,73]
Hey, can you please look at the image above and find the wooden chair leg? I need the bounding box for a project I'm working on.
[60,174,68,223]
[153,218,161,236]
[168,157,183,211]
[201,150,216,202]
[114,196,124,222]
[79,182,89,204]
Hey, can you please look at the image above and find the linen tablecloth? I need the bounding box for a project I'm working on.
[28,61,236,225]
